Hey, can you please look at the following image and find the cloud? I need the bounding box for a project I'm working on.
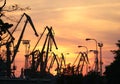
[83,2,120,22]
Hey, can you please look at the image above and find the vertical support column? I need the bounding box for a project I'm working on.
[22,40,30,69]
[6,42,11,77]
[98,42,103,76]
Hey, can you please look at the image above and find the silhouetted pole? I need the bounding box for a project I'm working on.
[86,38,99,73]
[98,42,103,76]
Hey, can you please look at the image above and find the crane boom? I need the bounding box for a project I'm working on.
[24,13,38,36]
[32,27,47,52]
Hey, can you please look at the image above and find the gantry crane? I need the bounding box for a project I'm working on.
[11,13,38,62]
[0,13,38,77]
[47,52,67,76]
[24,26,58,77]
[60,53,66,69]
[59,53,67,75]
[73,52,89,75]
[47,52,60,74]
[38,26,58,74]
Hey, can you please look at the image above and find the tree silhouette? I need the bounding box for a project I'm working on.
[0,0,31,22]
[104,40,120,84]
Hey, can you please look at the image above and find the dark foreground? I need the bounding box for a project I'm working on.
[0,77,57,84]
[0,74,120,84]
[0,74,105,84]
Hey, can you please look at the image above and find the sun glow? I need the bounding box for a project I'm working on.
[63,11,81,23]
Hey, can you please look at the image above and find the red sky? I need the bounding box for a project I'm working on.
[1,0,120,76]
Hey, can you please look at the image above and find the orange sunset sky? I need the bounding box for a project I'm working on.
[1,0,120,76]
